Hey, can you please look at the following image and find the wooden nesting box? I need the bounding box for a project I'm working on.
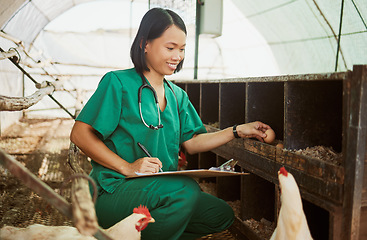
[174,65,367,240]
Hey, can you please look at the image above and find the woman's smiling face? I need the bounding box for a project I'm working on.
[144,25,186,77]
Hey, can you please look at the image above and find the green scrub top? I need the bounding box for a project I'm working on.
[76,68,207,195]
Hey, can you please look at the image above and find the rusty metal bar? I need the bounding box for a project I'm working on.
[311,0,347,70]
[0,47,21,60]
[0,148,113,240]
[335,0,345,71]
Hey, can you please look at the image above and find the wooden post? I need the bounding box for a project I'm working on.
[342,65,367,239]
[68,143,100,236]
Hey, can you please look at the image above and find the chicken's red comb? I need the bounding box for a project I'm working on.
[133,205,151,218]
[279,167,288,176]
[179,151,186,161]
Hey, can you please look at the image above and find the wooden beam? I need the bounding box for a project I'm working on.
[342,65,367,240]
[0,85,54,111]
[68,142,100,236]
[206,125,344,210]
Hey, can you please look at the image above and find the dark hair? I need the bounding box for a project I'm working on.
[130,8,187,74]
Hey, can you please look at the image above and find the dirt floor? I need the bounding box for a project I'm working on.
[0,118,76,229]
[0,117,240,239]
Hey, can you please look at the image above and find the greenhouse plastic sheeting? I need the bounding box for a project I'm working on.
[1,0,365,75]
[0,0,92,44]
[232,0,367,73]
[0,0,366,123]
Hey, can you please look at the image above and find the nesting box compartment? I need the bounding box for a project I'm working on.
[174,65,367,240]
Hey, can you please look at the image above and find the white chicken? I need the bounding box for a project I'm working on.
[270,167,313,240]
[106,205,154,239]
[0,205,154,240]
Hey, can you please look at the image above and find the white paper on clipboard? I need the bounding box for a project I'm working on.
[126,169,248,179]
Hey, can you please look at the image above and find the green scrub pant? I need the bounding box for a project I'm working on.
[95,175,234,240]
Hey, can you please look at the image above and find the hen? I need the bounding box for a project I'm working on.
[106,205,154,239]
[0,205,154,240]
[270,167,313,240]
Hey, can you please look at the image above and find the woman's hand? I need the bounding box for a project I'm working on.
[236,121,271,142]
[182,121,272,155]
[124,157,163,177]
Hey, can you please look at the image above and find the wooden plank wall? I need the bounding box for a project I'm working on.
[174,65,367,240]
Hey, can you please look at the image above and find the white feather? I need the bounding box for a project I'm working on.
[270,169,313,240]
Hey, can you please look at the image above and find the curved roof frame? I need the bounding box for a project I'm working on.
[1,0,94,48]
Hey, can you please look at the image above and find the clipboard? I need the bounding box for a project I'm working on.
[126,169,248,179]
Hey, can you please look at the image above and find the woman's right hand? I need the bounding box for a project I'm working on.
[125,157,163,177]
[71,121,164,178]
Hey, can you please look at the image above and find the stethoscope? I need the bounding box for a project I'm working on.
[138,73,179,130]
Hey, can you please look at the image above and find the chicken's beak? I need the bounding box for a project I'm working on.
[149,217,155,223]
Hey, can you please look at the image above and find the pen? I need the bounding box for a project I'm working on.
[137,142,163,172]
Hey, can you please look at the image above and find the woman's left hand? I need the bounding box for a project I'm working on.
[235,121,271,142]
[182,121,272,155]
